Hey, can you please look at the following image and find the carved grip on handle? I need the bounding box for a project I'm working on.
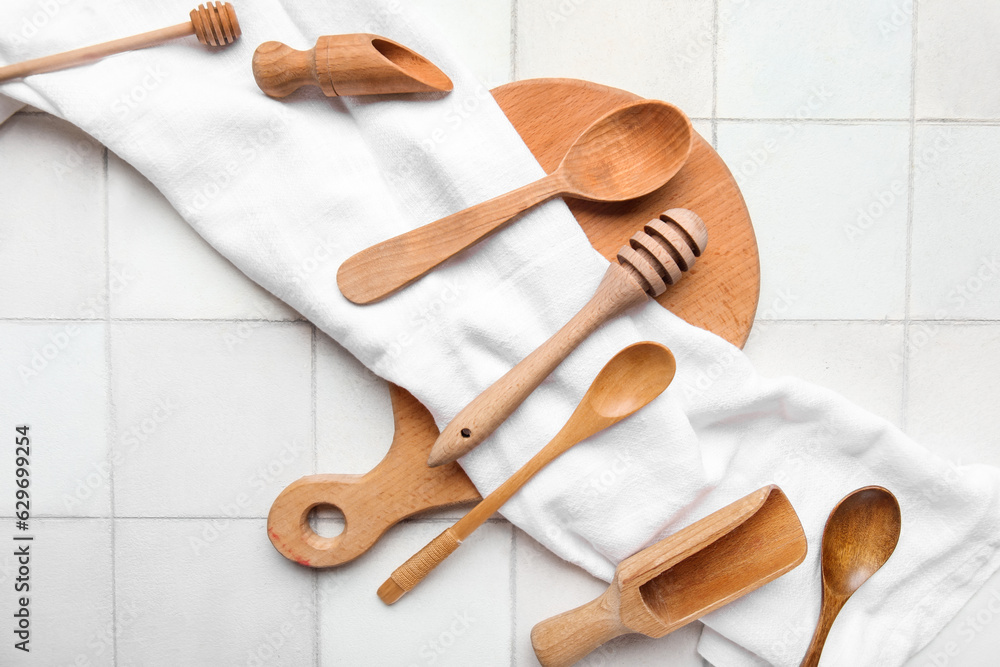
[252,41,321,98]
[530,587,629,667]
[377,528,461,604]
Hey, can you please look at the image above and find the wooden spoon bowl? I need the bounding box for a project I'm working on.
[559,101,693,201]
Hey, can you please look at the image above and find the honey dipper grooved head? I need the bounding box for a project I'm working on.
[616,208,708,297]
[191,2,241,47]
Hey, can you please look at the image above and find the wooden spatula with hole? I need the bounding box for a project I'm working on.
[531,485,807,667]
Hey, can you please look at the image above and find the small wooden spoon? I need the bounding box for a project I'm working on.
[337,100,693,304]
[801,486,901,667]
[377,341,677,604]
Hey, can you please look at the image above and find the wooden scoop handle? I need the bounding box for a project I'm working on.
[531,586,631,667]
[337,174,567,304]
[0,3,239,83]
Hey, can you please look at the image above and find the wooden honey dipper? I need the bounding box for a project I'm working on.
[0,3,240,83]
[427,207,707,467]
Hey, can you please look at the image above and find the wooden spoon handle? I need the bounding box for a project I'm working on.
[530,587,629,667]
[428,263,648,466]
[337,173,567,304]
[800,593,847,667]
[377,526,462,604]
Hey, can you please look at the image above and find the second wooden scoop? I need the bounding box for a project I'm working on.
[377,341,676,604]
[531,485,807,667]
[337,99,693,304]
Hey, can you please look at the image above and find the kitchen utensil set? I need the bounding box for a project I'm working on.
[10,15,899,661]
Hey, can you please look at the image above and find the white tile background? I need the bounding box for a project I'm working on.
[1,0,999,665]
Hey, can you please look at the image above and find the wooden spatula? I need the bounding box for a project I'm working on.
[531,485,806,667]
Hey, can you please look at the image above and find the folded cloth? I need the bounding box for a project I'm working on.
[3,1,999,664]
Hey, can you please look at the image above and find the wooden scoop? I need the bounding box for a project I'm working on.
[377,341,676,604]
[252,34,453,99]
[428,208,707,467]
[0,3,239,83]
[531,485,807,667]
[337,99,693,304]
[800,486,901,667]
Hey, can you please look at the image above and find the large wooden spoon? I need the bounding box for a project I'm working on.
[337,100,693,304]
[377,341,677,604]
[801,486,901,667]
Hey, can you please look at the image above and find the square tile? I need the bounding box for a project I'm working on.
[116,518,315,666]
[0,114,106,318]
[0,322,109,516]
[910,125,1000,319]
[514,529,704,666]
[411,0,512,88]
[0,519,113,666]
[107,153,298,321]
[320,520,512,665]
[111,322,313,517]
[516,0,715,118]
[743,321,905,428]
[717,121,909,319]
[907,324,1000,468]
[717,0,911,119]
[907,565,1000,666]
[916,0,1000,119]
[316,333,395,475]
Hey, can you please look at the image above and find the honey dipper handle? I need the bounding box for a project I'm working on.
[0,22,192,83]
[337,174,568,304]
[531,586,630,667]
[428,263,648,466]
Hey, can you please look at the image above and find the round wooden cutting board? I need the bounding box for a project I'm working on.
[492,78,760,348]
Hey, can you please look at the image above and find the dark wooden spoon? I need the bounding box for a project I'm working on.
[801,486,901,666]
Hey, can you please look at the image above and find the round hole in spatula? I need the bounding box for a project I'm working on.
[308,503,345,538]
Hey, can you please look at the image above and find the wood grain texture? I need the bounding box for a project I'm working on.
[336,99,693,304]
[268,79,760,568]
[428,209,707,467]
[492,78,759,348]
[252,34,453,99]
[531,486,807,667]
[378,343,677,603]
[266,384,480,568]
[800,486,901,667]
[0,2,239,83]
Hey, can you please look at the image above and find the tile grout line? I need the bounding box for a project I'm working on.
[901,0,920,433]
[509,0,518,82]
[311,325,320,667]
[711,0,719,148]
[509,525,517,667]
[102,145,119,667]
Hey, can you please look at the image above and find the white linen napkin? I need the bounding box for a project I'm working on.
[3,1,999,664]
